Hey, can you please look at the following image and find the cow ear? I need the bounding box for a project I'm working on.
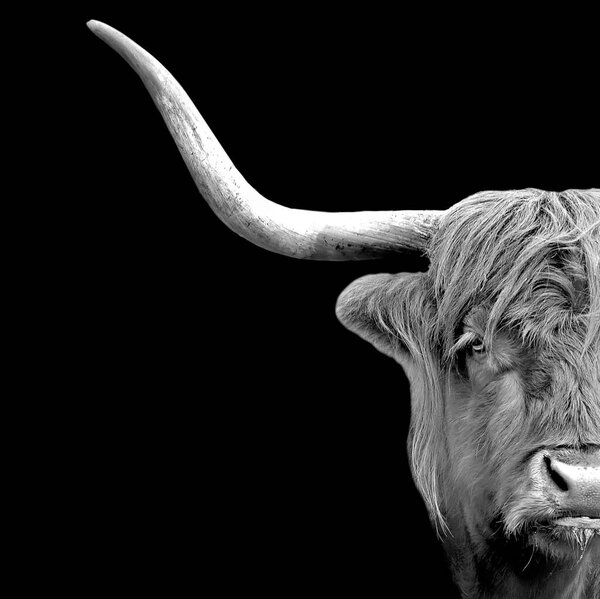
[336,272,432,366]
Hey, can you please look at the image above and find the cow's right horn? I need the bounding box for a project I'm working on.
[88,21,444,260]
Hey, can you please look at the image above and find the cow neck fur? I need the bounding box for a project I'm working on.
[442,511,600,599]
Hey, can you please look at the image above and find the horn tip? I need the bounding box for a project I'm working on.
[86,19,104,34]
[86,20,115,44]
[87,20,122,47]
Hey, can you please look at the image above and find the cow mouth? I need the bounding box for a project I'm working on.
[494,513,600,561]
[524,517,600,557]
[532,515,600,538]
[552,516,600,530]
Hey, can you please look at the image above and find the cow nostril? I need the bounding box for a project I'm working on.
[544,456,569,492]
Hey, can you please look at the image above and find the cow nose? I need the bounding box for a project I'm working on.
[543,452,600,518]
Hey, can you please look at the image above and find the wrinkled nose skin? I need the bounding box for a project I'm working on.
[543,449,600,518]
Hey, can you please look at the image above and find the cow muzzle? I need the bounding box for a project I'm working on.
[541,448,600,528]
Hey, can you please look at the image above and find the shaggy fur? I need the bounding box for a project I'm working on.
[336,189,600,598]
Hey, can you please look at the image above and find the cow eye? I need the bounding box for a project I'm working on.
[471,339,486,354]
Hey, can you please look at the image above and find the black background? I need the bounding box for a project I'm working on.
[40,6,597,596]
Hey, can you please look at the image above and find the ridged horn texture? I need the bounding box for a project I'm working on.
[88,20,444,260]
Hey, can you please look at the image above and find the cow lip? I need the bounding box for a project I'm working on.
[552,516,600,530]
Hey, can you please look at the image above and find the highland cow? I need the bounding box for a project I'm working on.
[88,20,600,598]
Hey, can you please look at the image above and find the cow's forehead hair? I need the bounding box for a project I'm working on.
[426,189,600,359]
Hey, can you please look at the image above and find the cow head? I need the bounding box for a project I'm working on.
[89,20,600,596]
[336,190,600,569]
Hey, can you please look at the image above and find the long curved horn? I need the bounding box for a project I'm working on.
[88,20,443,260]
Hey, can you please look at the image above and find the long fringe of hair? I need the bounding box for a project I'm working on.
[429,189,600,360]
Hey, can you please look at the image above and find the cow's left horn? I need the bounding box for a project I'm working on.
[88,20,443,260]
